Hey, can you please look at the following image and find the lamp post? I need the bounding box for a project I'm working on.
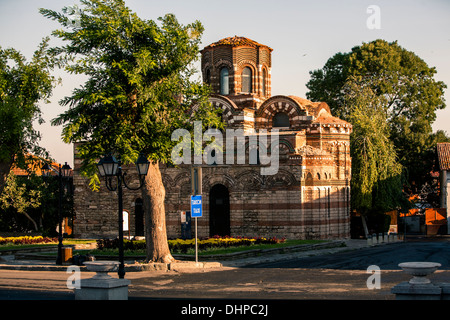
[41,162,72,265]
[97,153,149,279]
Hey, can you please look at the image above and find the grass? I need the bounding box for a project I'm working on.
[86,239,326,257]
[0,238,328,257]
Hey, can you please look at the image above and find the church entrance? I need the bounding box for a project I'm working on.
[209,184,230,237]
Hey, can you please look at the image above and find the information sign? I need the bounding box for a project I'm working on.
[190,195,202,218]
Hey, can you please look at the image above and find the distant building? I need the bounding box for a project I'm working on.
[73,36,352,240]
[11,155,62,177]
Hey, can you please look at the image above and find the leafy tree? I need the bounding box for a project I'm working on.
[342,78,413,235]
[0,39,58,195]
[343,78,407,215]
[0,172,43,231]
[40,0,222,262]
[306,39,447,191]
[0,170,68,235]
[433,130,450,143]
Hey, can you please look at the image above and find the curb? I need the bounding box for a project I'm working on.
[129,261,223,272]
[0,261,223,272]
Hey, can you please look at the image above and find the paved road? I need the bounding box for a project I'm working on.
[0,239,449,304]
[243,240,450,270]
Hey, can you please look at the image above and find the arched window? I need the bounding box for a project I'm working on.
[273,112,290,127]
[241,67,252,93]
[262,69,267,96]
[205,68,211,84]
[220,67,229,95]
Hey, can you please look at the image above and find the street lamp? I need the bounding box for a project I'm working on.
[41,161,72,265]
[97,153,149,279]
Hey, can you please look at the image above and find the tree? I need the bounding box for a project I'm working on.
[0,39,58,195]
[306,39,447,190]
[0,172,43,231]
[343,78,407,220]
[40,0,222,262]
[0,169,70,235]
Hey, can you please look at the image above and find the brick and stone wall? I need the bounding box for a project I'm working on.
[72,36,352,240]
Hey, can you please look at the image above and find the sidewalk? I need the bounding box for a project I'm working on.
[0,239,376,272]
[0,239,417,301]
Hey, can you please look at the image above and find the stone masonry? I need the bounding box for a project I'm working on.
[72,36,352,240]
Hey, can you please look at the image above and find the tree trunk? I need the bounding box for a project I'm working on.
[142,161,175,263]
[22,211,39,231]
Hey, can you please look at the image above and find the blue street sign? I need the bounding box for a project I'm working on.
[191,195,202,218]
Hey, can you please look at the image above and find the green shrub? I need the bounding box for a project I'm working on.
[96,236,286,254]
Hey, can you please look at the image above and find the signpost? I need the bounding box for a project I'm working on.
[191,195,202,263]
[191,167,202,263]
[190,195,203,218]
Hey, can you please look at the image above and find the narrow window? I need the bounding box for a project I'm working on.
[262,69,267,96]
[241,67,252,93]
[220,67,229,95]
[205,68,211,84]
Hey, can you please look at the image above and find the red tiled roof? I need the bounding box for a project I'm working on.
[11,155,63,177]
[288,95,351,127]
[204,36,273,52]
[313,115,351,127]
[288,96,329,116]
[437,143,450,171]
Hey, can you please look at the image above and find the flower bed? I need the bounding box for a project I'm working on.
[0,236,57,246]
[96,236,286,254]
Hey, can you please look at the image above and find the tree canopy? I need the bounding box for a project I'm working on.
[307,39,447,194]
[343,78,407,215]
[0,39,58,194]
[41,0,221,187]
[40,0,222,262]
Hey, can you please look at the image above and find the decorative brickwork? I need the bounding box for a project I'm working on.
[72,36,352,240]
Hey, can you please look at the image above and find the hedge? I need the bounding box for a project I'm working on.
[96,236,286,253]
[0,236,57,245]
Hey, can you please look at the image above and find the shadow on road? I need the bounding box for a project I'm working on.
[242,240,450,270]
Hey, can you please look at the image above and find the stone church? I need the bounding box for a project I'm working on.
[72,36,352,240]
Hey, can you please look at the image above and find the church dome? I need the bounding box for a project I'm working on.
[203,36,273,52]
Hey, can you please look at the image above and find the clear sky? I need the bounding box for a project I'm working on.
[1,0,449,167]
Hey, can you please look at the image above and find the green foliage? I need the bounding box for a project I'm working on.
[96,236,286,254]
[40,0,222,189]
[0,236,57,246]
[0,172,71,235]
[0,172,43,217]
[344,79,407,214]
[0,38,58,166]
[306,39,447,191]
